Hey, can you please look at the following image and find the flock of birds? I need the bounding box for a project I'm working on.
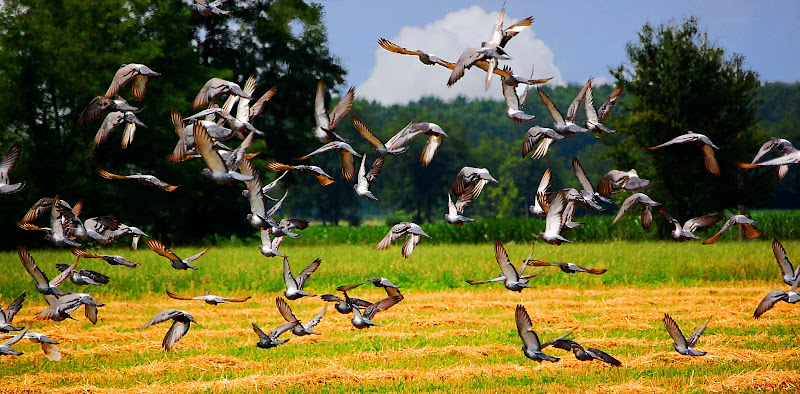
[1,5,799,367]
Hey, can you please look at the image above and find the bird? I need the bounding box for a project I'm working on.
[662,313,710,356]
[377,222,431,258]
[104,63,160,100]
[146,239,207,270]
[348,295,402,329]
[264,161,335,186]
[354,153,381,201]
[168,108,236,161]
[582,78,618,134]
[550,339,621,366]
[97,169,178,192]
[311,80,355,144]
[515,305,567,362]
[735,137,796,180]
[93,111,147,148]
[772,238,800,286]
[215,76,275,138]
[0,325,30,357]
[37,293,104,324]
[647,131,720,176]
[352,116,411,158]
[78,96,140,126]
[525,260,607,275]
[190,0,231,16]
[452,167,498,201]
[358,121,448,167]
[337,277,401,292]
[528,169,552,217]
[17,196,84,248]
[538,191,572,245]
[377,38,455,68]
[657,208,723,242]
[282,257,320,300]
[193,77,251,109]
[165,290,250,305]
[467,242,535,291]
[6,331,61,361]
[572,156,611,209]
[240,160,281,230]
[537,86,590,135]
[320,291,373,315]
[447,9,533,90]
[0,141,24,195]
[445,193,476,226]
[72,248,141,268]
[259,230,285,258]
[596,169,651,197]
[251,321,299,349]
[702,214,761,245]
[612,193,662,231]
[0,292,26,333]
[500,66,536,122]
[753,275,800,319]
[56,263,110,286]
[141,309,196,351]
[192,122,254,184]
[295,141,361,182]
[276,297,327,336]
[522,126,565,160]
[18,246,76,298]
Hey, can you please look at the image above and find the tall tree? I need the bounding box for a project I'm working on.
[605,17,763,222]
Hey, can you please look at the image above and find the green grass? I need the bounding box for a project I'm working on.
[1,241,799,392]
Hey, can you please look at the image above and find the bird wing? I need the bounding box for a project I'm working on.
[366,156,385,183]
[537,88,565,126]
[377,37,421,56]
[702,217,734,245]
[376,227,396,250]
[567,79,591,122]
[683,215,723,233]
[320,294,344,303]
[499,16,533,47]
[251,322,269,341]
[662,314,688,351]
[193,122,229,175]
[193,78,222,109]
[743,224,761,239]
[772,238,796,279]
[686,317,711,348]
[104,65,136,98]
[571,156,595,194]
[17,247,50,288]
[537,168,553,195]
[515,305,541,350]
[341,151,356,182]
[702,145,720,176]
[0,325,29,348]
[327,87,355,129]
[282,257,298,292]
[543,192,566,236]
[165,291,195,301]
[305,307,327,330]
[93,112,124,146]
[494,241,519,282]
[313,81,329,129]
[141,309,181,329]
[79,96,112,126]
[597,84,624,122]
[49,258,78,288]
[296,258,321,290]
[612,194,642,225]
[145,239,181,261]
[249,86,277,119]
[754,290,789,319]
[352,116,385,149]
[420,134,443,166]
[266,190,289,219]
[586,348,622,366]
[184,248,208,264]
[269,321,299,341]
[447,48,483,86]
[276,297,298,323]
[296,142,343,160]
[241,161,266,218]
[364,296,402,320]
[163,320,190,351]
[401,234,420,258]
[235,75,256,123]
[583,81,600,123]
[3,292,26,323]
[131,74,150,101]
[220,295,251,303]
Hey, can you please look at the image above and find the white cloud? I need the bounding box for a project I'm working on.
[358,6,564,105]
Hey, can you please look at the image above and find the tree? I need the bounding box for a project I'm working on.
[605,17,763,222]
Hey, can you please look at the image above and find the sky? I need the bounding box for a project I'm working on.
[321,0,800,104]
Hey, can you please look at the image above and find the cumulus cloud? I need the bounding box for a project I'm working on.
[358,6,564,105]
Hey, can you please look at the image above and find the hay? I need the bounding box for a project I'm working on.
[707,369,800,392]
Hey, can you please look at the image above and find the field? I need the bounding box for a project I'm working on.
[1,241,800,393]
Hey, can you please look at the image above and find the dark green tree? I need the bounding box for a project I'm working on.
[605,17,763,221]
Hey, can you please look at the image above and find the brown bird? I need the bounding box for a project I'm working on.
[104,63,160,100]
[647,131,720,176]
[97,169,178,192]
[265,161,335,186]
[702,215,761,245]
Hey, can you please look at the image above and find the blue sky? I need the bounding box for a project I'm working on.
[321,0,800,104]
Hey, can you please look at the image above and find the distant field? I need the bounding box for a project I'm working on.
[1,241,799,392]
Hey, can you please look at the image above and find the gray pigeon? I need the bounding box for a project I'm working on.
[662,313,709,356]
[56,263,110,286]
[166,290,251,305]
[754,275,800,319]
[657,208,722,242]
[252,320,299,349]
[0,292,26,333]
[467,242,532,292]
[146,239,207,270]
[3,331,61,361]
[72,248,141,268]
[18,247,76,297]
[320,291,373,315]
[283,257,320,300]
[377,222,431,258]
[526,260,607,275]
[37,293,104,324]
[348,296,402,329]
[648,131,720,176]
[276,297,327,336]
[612,193,662,231]
[515,305,566,362]
[772,238,800,286]
[703,214,761,245]
[596,169,651,197]
[551,339,621,366]
[104,63,160,100]
[141,309,196,351]
[193,77,250,109]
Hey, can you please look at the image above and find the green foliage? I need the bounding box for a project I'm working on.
[606,17,764,224]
